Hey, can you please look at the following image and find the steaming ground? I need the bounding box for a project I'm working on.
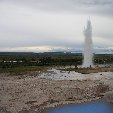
[39,67,113,88]
[39,67,113,80]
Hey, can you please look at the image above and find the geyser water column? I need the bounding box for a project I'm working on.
[83,19,93,67]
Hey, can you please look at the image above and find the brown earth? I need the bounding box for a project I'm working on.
[0,71,113,113]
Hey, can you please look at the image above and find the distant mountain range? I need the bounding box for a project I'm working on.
[0,46,113,56]
[49,47,113,54]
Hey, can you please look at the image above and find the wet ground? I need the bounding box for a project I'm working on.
[39,67,113,89]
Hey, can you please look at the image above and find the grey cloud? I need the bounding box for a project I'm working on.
[1,0,113,16]
[0,35,82,47]
[95,33,113,39]
[4,0,113,6]
[75,0,113,5]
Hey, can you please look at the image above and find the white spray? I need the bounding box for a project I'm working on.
[83,19,93,67]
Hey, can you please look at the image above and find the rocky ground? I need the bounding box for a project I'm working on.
[0,68,113,113]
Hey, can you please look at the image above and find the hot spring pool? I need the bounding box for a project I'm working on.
[45,100,113,113]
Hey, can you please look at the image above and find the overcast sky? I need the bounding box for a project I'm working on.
[0,0,113,53]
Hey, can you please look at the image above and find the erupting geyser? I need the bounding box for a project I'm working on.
[83,19,93,67]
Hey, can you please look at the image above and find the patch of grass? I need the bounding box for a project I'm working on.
[59,66,113,74]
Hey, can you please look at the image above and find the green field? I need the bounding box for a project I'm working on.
[0,52,113,74]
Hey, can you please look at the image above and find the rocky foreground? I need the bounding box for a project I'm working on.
[0,70,113,113]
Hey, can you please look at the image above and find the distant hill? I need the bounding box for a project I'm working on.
[0,52,36,56]
[0,52,82,56]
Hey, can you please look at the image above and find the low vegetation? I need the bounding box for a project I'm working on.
[0,52,113,74]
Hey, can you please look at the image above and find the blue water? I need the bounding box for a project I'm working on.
[46,100,113,113]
